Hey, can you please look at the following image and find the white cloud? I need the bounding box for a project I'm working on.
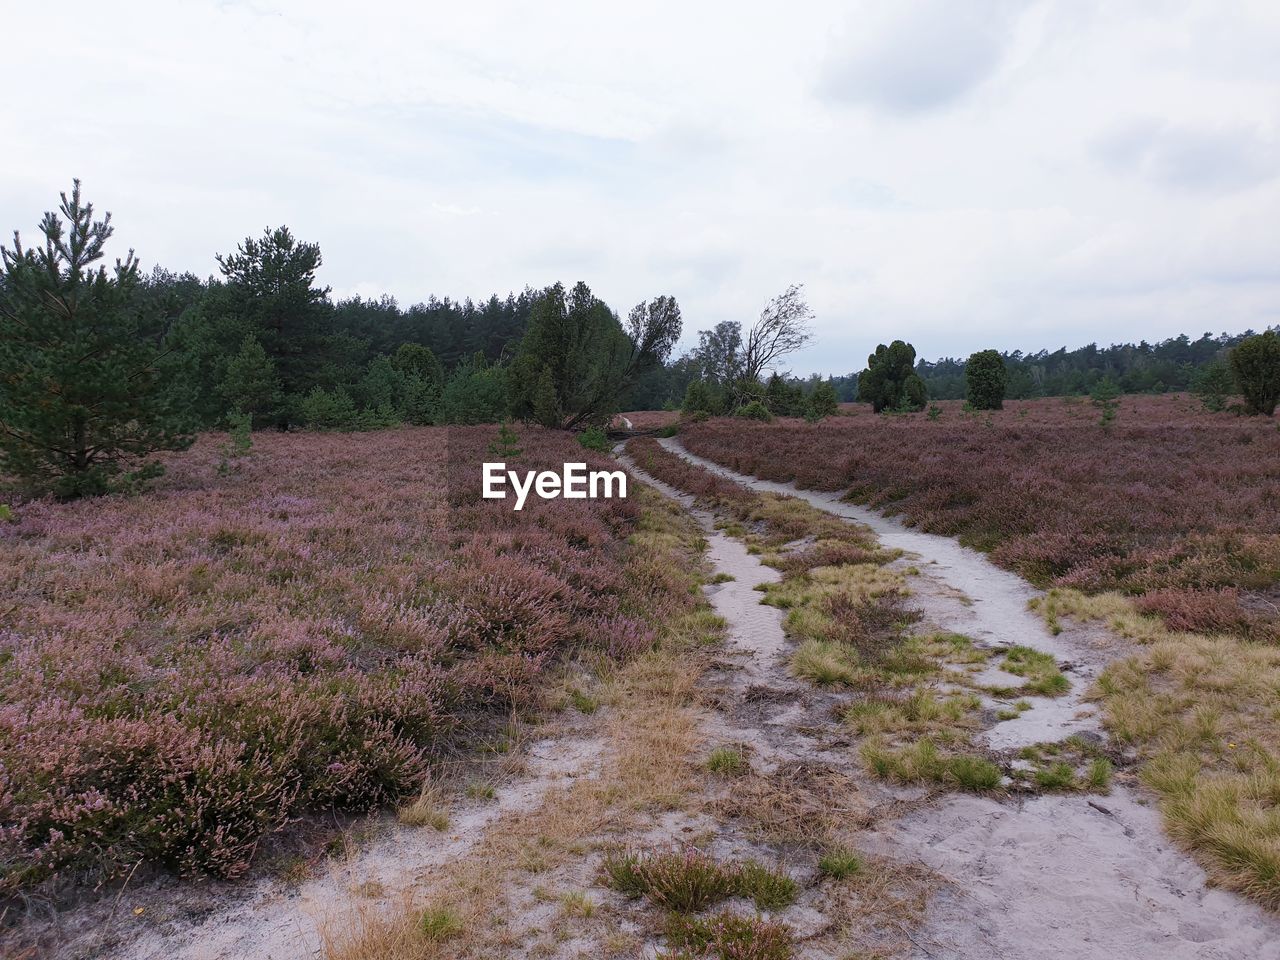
[2,0,1279,375]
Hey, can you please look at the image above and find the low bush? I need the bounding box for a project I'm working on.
[603,847,797,912]
[664,911,793,960]
[0,427,680,896]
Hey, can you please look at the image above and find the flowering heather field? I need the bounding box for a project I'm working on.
[680,394,1280,640]
[0,427,685,897]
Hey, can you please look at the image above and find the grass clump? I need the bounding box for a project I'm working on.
[790,639,862,686]
[604,847,797,913]
[664,912,793,960]
[1086,757,1113,791]
[1032,761,1077,791]
[707,746,749,776]
[397,782,449,830]
[862,739,1002,792]
[1001,645,1070,696]
[603,847,740,912]
[736,860,799,910]
[817,847,863,879]
[419,905,463,942]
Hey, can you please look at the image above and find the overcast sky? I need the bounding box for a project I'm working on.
[4,1,1279,374]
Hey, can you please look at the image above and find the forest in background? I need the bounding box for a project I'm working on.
[126,258,1268,411]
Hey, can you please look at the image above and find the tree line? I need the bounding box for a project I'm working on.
[821,331,1271,404]
[3,181,1277,499]
[0,183,681,497]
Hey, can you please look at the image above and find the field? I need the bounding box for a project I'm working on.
[0,426,683,899]
[678,393,1280,910]
[5,394,1280,959]
[681,394,1280,641]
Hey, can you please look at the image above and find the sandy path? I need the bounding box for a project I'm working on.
[659,437,1280,960]
[76,733,606,960]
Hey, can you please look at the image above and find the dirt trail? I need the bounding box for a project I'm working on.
[80,733,606,960]
[659,437,1280,960]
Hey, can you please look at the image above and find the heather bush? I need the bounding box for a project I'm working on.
[679,395,1280,639]
[664,912,793,960]
[0,426,674,896]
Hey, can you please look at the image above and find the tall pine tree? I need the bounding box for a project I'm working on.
[0,181,193,497]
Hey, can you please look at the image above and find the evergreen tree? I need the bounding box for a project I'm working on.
[437,357,509,424]
[0,182,194,497]
[858,341,927,413]
[532,365,559,427]
[682,379,719,416]
[1231,331,1280,416]
[806,380,839,420]
[219,334,282,425]
[965,349,1007,410]
[216,226,333,427]
[1191,359,1235,412]
[510,283,681,429]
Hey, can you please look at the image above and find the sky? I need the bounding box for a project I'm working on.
[3,0,1279,375]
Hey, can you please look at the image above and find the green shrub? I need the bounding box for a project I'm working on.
[298,386,361,430]
[965,349,1007,410]
[1192,359,1236,412]
[735,400,773,422]
[682,379,722,416]
[577,426,611,453]
[438,360,509,425]
[735,860,798,910]
[1231,331,1280,416]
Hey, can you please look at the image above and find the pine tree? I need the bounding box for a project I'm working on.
[0,181,194,497]
[215,226,333,427]
[219,334,282,424]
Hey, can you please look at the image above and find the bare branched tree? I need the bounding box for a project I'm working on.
[742,283,814,384]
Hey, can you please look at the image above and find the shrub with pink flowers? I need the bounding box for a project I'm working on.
[679,394,1280,638]
[0,425,675,895]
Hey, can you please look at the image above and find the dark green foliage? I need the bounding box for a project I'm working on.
[437,357,509,424]
[682,379,724,416]
[487,423,522,458]
[215,226,333,428]
[806,380,839,421]
[859,340,927,413]
[965,349,1007,410]
[1191,359,1235,412]
[830,330,1274,402]
[577,426,610,453]
[1231,331,1280,416]
[220,335,282,425]
[735,400,773,422]
[1090,377,1121,426]
[0,181,194,497]
[509,282,681,430]
[764,372,804,416]
[298,386,361,430]
[391,342,444,387]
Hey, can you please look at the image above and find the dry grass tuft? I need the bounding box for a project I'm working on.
[1035,587,1280,908]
